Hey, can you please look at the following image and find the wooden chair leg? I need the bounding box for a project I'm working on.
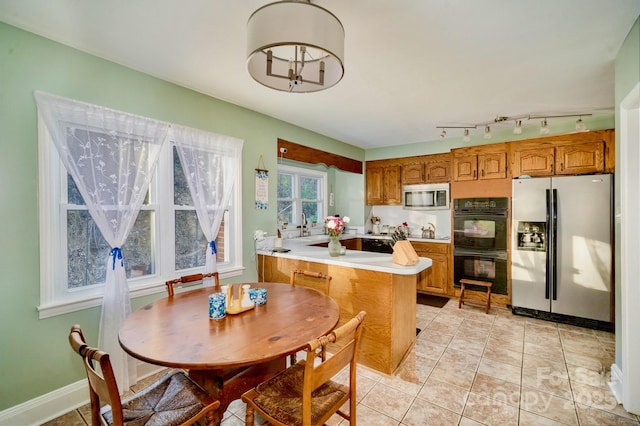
[486,288,492,314]
[458,282,465,309]
[245,405,255,426]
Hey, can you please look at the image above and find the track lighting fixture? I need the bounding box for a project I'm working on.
[434,113,592,141]
[513,120,522,135]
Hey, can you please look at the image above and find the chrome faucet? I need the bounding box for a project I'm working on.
[300,213,310,237]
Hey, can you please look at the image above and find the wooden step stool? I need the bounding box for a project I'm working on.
[458,279,492,314]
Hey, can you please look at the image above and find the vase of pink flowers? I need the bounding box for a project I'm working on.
[325,215,350,257]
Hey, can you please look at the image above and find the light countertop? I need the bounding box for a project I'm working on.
[256,235,432,275]
[357,234,451,244]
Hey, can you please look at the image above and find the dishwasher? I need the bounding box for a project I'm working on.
[361,237,394,254]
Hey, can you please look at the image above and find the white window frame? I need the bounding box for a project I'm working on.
[277,164,328,226]
[37,116,243,318]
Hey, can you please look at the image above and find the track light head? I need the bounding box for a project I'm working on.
[513,120,522,135]
[484,126,492,139]
[440,129,447,139]
[540,119,549,135]
[463,129,470,142]
[575,117,587,132]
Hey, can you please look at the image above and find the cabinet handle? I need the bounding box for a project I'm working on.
[473,170,477,178]
[481,169,485,177]
[560,163,564,172]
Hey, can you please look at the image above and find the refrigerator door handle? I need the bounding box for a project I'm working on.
[545,189,551,300]
[551,188,558,300]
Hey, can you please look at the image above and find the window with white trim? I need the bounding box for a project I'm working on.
[277,164,327,226]
[37,119,243,318]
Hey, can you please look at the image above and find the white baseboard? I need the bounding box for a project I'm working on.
[609,362,624,404]
[0,380,88,426]
[0,362,165,426]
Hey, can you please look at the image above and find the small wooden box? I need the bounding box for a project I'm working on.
[392,240,419,266]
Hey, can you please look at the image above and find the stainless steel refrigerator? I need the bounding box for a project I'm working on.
[511,174,612,324]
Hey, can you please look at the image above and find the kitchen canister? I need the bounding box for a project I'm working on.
[248,287,267,305]
[209,292,226,319]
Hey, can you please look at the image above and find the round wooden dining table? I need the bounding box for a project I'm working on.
[119,282,340,423]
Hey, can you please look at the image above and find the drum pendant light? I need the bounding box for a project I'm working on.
[247,1,345,93]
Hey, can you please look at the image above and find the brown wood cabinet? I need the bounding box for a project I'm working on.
[453,150,507,181]
[510,132,611,177]
[452,154,477,181]
[401,153,451,184]
[424,153,451,183]
[366,162,402,205]
[411,241,450,295]
[512,146,555,176]
[555,142,605,175]
[401,161,424,184]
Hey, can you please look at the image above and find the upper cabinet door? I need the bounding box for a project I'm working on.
[453,155,478,181]
[513,147,555,177]
[384,165,402,204]
[401,162,425,184]
[425,160,451,183]
[365,163,402,205]
[478,152,507,179]
[365,166,384,205]
[555,141,605,175]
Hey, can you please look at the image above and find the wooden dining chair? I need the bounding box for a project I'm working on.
[69,325,220,426]
[241,311,366,426]
[166,272,220,296]
[290,269,332,296]
[289,269,333,364]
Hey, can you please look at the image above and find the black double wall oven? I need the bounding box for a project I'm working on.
[453,197,509,295]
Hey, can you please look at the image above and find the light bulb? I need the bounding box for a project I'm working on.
[540,119,549,134]
[463,129,470,142]
[513,120,522,135]
[484,126,492,139]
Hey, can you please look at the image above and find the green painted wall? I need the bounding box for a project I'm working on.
[614,17,640,369]
[0,22,364,410]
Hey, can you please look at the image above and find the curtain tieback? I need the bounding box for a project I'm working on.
[209,241,217,254]
[110,247,123,270]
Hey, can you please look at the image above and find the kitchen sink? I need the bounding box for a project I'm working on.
[296,235,329,243]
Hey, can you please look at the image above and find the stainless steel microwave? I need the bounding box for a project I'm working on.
[402,183,450,210]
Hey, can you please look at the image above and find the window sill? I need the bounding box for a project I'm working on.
[37,266,245,319]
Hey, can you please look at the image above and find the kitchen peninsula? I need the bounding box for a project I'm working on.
[257,236,432,374]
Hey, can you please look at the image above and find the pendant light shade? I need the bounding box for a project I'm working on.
[247,1,345,93]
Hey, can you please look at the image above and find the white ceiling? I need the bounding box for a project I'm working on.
[1,0,639,149]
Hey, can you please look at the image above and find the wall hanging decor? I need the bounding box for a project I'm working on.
[255,155,269,209]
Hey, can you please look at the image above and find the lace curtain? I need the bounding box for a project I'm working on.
[35,92,169,392]
[173,126,243,286]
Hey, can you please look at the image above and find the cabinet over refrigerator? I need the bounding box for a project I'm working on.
[511,174,613,330]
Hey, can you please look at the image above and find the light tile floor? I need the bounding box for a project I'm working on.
[43,300,639,425]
